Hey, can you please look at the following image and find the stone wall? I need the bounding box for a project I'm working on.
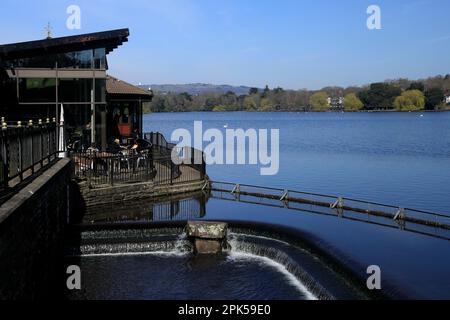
[0,158,72,300]
[76,179,207,208]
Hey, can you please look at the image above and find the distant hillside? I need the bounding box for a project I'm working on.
[139,83,257,96]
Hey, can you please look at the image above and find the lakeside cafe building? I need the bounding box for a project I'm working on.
[0,28,152,152]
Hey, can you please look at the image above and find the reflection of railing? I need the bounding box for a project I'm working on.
[209,181,450,241]
[152,196,206,221]
[0,123,58,195]
[82,192,206,223]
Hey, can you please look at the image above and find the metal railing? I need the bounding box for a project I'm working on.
[145,132,206,176]
[71,132,206,188]
[0,121,58,195]
[208,181,450,241]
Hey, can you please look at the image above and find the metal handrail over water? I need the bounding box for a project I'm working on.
[207,181,450,241]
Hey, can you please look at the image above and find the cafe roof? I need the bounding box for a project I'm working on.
[106,75,153,98]
[0,28,129,61]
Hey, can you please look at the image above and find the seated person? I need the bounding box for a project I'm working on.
[131,140,142,153]
[109,139,126,154]
[87,143,99,154]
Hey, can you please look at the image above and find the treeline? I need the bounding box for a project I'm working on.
[144,74,450,113]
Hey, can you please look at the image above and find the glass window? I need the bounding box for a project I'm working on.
[63,104,92,150]
[93,48,106,69]
[0,77,18,106]
[95,79,106,103]
[9,49,97,69]
[12,55,57,68]
[18,78,56,103]
[58,50,93,69]
[58,78,93,103]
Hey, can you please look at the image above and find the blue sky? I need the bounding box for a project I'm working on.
[1,0,449,89]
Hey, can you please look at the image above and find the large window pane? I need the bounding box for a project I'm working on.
[0,77,18,107]
[59,78,93,103]
[19,78,56,103]
[63,104,92,150]
[95,79,106,103]
[58,50,93,69]
[93,48,106,69]
[9,49,95,69]
[12,55,57,68]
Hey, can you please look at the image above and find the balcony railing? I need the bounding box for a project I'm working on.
[0,120,58,197]
[71,132,206,188]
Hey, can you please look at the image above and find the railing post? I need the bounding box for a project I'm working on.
[39,120,44,169]
[201,153,206,180]
[331,197,344,209]
[52,118,57,159]
[17,122,24,182]
[149,147,154,175]
[170,160,174,185]
[110,158,114,186]
[45,123,49,162]
[393,208,406,230]
[1,124,9,190]
[29,120,34,174]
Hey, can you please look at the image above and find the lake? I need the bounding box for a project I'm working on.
[75,112,450,299]
[144,112,450,214]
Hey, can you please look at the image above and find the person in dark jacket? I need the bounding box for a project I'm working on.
[109,139,125,154]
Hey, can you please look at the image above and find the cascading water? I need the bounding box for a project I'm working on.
[65,226,368,300]
[72,228,191,256]
[226,232,328,300]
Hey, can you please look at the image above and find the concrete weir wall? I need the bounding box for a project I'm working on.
[0,158,72,300]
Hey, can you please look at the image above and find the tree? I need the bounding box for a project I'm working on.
[343,93,364,112]
[260,85,270,98]
[408,82,425,92]
[309,92,329,112]
[358,83,402,110]
[394,90,425,111]
[424,88,444,110]
[221,91,238,110]
[260,98,275,111]
[148,95,166,113]
[243,95,259,111]
[248,87,259,95]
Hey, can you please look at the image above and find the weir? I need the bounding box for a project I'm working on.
[64,222,379,300]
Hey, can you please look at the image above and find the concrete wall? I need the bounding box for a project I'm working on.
[0,158,72,300]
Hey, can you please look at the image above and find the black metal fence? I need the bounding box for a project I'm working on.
[71,132,206,188]
[0,122,58,194]
[145,132,206,174]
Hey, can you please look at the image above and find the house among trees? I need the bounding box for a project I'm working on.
[0,28,152,151]
[327,96,344,110]
[445,92,450,105]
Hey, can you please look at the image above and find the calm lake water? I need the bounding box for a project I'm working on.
[144,112,450,214]
[68,112,450,300]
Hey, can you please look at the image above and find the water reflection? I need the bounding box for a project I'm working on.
[82,189,450,243]
[83,191,207,223]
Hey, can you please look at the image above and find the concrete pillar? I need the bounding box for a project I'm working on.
[186,221,228,255]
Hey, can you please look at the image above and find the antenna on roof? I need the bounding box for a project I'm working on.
[45,22,53,39]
